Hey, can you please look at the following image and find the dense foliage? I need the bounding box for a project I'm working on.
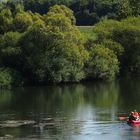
[0,68,22,88]
[85,45,119,80]
[85,17,140,76]
[2,0,140,25]
[0,2,139,88]
[0,5,89,87]
[0,68,12,89]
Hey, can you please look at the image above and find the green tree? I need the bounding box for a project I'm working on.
[117,0,132,19]
[19,20,48,82]
[0,8,13,34]
[93,19,120,41]
[129,0,140,16]
[13,11,33,32]
[86,45,119,80]
[29,11,44,23]
[0,31,22,69]
[0,68,12,89]
[20,13,88,83]
[112,26,140,74]
[6,1,24,15]
[101,39,124,59]
[122,16,140,27]
[47,4,76,25]
[14,4,24,14]
[0,68,23,88]
[44,6,89,82]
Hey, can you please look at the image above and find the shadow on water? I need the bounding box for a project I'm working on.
[0,78,139,139]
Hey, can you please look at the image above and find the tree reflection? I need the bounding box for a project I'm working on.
[0,80,123,138]
[0,78,140,139]
[0,81,121,116]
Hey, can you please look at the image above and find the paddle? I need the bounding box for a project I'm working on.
[119,116,128,121]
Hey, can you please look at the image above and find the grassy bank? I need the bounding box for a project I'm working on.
[77,26,97,40]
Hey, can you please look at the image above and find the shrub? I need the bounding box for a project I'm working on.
[0,68,23,89]
[86,45,119,80]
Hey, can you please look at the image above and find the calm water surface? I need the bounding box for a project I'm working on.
[0,77,140,140]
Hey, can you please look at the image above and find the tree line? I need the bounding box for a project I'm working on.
[2,0,140,25]
[0,4,88,88]
[0,3,139,88]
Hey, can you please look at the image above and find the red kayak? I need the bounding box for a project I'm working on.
[127,119,140,124]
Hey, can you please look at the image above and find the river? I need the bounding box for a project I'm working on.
[0,77,140,140]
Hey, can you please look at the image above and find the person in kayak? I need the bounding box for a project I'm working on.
[133,110,139,120]
[129,112,135,121]
[129,110,140,121]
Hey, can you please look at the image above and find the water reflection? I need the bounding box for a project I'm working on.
[0,78,140,139]
[0,81,120,117]
[118,77,140,113]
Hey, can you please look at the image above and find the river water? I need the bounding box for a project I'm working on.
[0,77,140,140]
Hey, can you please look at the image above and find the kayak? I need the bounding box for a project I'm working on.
[127,119,140,124]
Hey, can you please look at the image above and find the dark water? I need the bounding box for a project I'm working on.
[0,77,140,140]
